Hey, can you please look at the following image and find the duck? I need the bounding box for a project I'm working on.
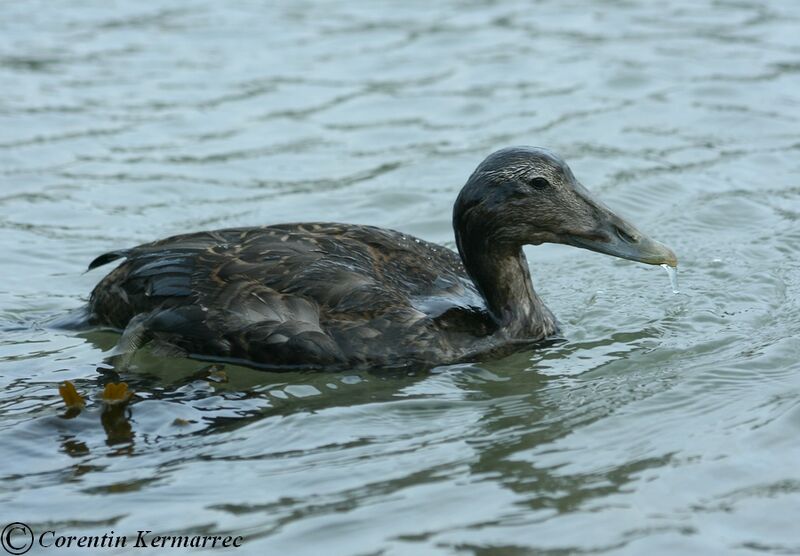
[85,147,677,371]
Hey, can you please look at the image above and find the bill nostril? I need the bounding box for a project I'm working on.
[614,226,638,244]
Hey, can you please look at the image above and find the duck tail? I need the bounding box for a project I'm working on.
[87,250,130,272]
[45,306,94,330]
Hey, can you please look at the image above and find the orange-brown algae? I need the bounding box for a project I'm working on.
[58,381,86,410]
[101,382,134,405]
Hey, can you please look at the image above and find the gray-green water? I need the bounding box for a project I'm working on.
[2,1,800,554]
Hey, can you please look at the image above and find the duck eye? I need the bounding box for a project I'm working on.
[528,177,550,190]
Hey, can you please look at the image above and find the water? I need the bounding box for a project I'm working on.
[661,264,680,294]
[1,1,800,554]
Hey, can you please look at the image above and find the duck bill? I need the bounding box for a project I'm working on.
[565,202,678,267]
[568,230,677,267]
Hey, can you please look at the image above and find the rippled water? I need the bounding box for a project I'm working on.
[2,1,800,554]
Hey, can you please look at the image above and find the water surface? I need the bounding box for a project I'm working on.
[2,1,800,554]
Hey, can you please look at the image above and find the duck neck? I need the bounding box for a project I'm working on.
[455,232,557,339]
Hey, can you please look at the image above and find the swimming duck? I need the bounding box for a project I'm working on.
[86,147,676,371]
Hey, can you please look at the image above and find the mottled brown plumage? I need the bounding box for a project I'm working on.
[86,147,677,371]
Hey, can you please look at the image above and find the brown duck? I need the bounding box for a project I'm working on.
[86,147,677,371]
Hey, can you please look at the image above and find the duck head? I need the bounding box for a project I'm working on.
[453,146,677,267]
